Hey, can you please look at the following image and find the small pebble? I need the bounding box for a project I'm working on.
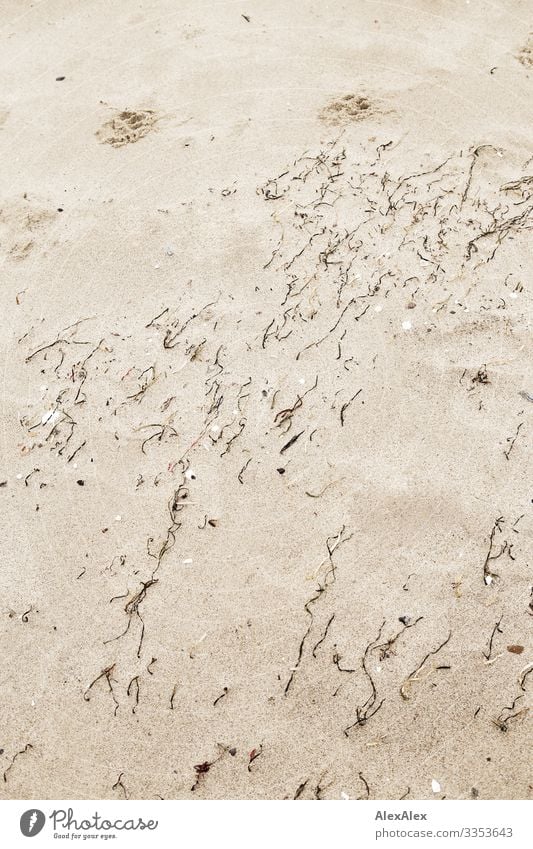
[115,515,122,522]
[431,779,441,793]
[76,480,85,486]
[402,320,412,330]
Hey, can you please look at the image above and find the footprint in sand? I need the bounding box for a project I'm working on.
[319,94,377,125]
[96,109,158,147]
[517,35,533,67]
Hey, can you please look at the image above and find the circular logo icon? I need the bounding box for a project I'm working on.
[20,810,46,837]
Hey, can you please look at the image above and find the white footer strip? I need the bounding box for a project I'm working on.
[1,799,530,848]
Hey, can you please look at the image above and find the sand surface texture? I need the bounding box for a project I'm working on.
[1,0,532,800]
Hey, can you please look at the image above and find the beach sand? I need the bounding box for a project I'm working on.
[0,0,532,800]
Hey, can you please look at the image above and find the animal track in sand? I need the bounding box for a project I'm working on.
[319,94,377,125]
[517,36,533,67]
[96,109,158,147]
[1,199,56,261]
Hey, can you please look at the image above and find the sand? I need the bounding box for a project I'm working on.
[0,0,532,801]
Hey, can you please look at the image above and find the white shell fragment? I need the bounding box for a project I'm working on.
[431,779,441,793]
[41,409,60,426]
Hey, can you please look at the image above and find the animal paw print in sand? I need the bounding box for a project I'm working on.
[96,109,158,147]
[517,36,533,67]
[319,94,375,125]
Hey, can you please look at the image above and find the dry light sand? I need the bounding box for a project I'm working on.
[0,0,532,801]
